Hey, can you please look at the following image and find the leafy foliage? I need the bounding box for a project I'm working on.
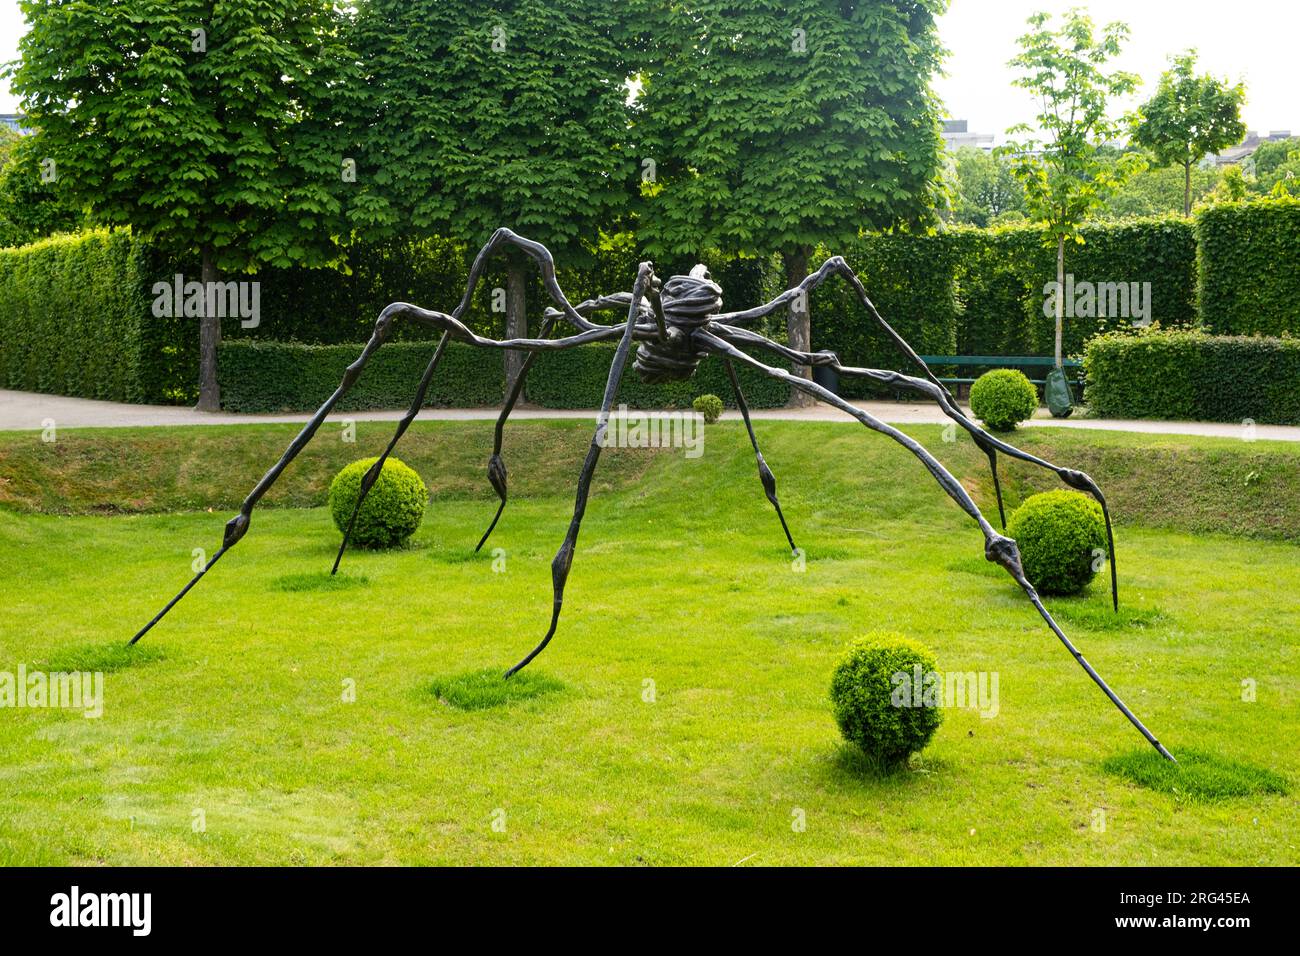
[9,0,354,273]
[0,229,172,402]
[950,217,1199,356]
[692,394,724,424]
[521,342,789,410]
[830,632,943,766]
[1196,197,1300,336]
[1004,11,1143,247]
[1131,51,1246,216]
[328,456,428,549]
[969,369,1039,431]
[219,340,504,412]
[1084,328,1300,425]
[810,232,961,396]
[635,0,947,260]
[1006,490,1106,596]
[0,130,83,247]
[346,0,634,267]
[943,147,1027,227]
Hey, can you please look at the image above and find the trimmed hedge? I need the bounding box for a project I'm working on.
[950,218,1199,358]
[522,343,789,409]
[1197,198,1300,336]
[811,232,961,398]
[1083,329,1300,425]
[0,229,177,403]
[219,340,503,412]
[219,338,790,412]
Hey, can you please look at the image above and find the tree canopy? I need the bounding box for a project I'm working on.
[1132,50,1246,215]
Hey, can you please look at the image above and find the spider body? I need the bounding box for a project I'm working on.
[128,228,1175,762]
[633,266,721,384]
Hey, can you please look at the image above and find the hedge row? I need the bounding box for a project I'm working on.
[949,218,1199,357]
[0,230,147,402]
[1083,329,1300,425]
[1197,197,1300,337]
[218,339,790,412]
[4,205,1298,413]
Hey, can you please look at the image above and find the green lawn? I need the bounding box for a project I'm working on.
[0,419,1296,865]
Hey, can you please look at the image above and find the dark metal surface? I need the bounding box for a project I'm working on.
[128,231,1169,761]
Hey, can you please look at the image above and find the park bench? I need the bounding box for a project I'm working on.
[918,355,1082,398]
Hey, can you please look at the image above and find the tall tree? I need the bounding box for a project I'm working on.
[636,0,947,404]
[1132,50,1246,216]
[1004,10,1142,378]
[348,0,635,387]
[9,0,354,409]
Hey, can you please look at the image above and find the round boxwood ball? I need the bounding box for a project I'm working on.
[693,393,724,424]
[329,456,427,549]
[969,368,1039,431]
[830,632,943,765]
[1006,489,1107,595]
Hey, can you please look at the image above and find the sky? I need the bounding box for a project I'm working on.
[0,0,1295,140]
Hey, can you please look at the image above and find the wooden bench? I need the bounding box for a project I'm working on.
[918,355,1082,398]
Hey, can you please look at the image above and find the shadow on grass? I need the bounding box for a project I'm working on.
[1102,747,1290,802]
[426,667,566,711]
[818,742,947,792]
[271,571,370,592]
[1050,599,1167,631]
[42,641,167,673]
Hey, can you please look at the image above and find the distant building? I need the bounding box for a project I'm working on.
[0,114,32,135]
[1210,130,1293,167]
[942,119,995,152]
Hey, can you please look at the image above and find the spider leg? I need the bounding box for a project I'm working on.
[131,302,443,644]
[475,313,559,552]
[131,305,631,645]
[331,332,451,574]
[722,357,796,553]
[716,324,1120,612]
[332,232,656,572]
[504,263,655,678]
[715,256,1021,536]
[697,329,1173,762]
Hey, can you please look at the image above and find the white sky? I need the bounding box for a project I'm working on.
[0,0,1295,138]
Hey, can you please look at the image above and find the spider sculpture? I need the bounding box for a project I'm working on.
[129,228,1175,762]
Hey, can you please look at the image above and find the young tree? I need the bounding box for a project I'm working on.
[1004,10,1142,382]
[1132,51,1246,216]
[636,0,946,404]
[348,0,635,387]
[9,0,354,409]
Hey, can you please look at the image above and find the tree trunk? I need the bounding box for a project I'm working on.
[197,244,221,412]
[1183,161,1192,217]
[504,257,528,395]
[1054,235,1065,369]
[783,246,815,407]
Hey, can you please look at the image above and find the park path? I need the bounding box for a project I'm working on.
[2,387,1297,443]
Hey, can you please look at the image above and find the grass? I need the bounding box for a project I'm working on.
[428,668,567,711]
[0,419,1296,865]
[1103,749,1291,802]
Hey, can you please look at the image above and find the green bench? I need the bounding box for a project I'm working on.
[918,355,1082,397]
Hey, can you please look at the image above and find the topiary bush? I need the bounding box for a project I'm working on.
[969,368,1039,431]
[830,632,943,766]
[1006,490,1107,595]
[328,457,427,549]
[693,393,724,423]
